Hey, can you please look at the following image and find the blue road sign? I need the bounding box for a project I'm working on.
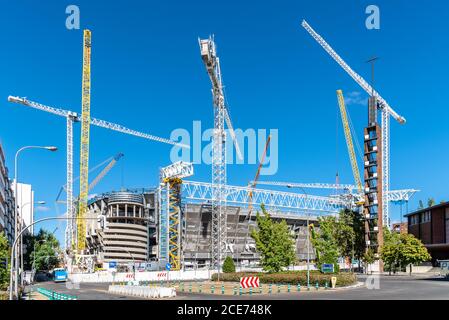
[321,264,334,273]
[109,261,117,268]
[166,263,171,271]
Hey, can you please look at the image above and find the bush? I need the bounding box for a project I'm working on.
[222,256,236,273]
[212,270,357,287]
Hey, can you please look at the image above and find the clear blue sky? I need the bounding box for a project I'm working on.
[1,0,448,244]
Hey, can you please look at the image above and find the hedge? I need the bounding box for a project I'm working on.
[211,271,357,287]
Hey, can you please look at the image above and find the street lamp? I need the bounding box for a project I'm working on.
[13,145,57,297]
[298,187,311,289]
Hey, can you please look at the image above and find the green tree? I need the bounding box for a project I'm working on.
[427,198,436,207]
[381,228,431,275]
[31,229,61,271]
[361,248,378,274]
[418,200,424,209]
[222,256,236,273]
[0,232,11,290]
[335,209,365,269]
[250,204,296,273]
[310,216,339,272]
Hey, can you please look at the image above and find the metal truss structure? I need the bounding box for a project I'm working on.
[199,37,241,270]
[254,180,357,192]
[160,161,194,180]
[301,20,406,227]
[182,181,347,214]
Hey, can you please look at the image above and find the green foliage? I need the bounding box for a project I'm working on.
[0,232,10,290]
[310,216,339,272]
[222,256,236,273]
[335,209,365,263]
[211,271,357,287]
[30,229,62,271]
[427,198,436,207]
[381,228,431,274]
[250,204,296,273]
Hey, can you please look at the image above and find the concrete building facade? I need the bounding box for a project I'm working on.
[12,182,34,235]
[0,143,16,244]
[85,189,157,264]
[405,201,449,265]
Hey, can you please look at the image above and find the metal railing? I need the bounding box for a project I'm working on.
[36,287,78,300]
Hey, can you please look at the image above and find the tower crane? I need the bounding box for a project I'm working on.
[78,29,92,252]
[336,89,364,198]
[301,20,406,227]
[7,95,188,250]
[199,36,242,270]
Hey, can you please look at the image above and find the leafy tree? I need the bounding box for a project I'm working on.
[418,200,424,209]
[335,209,365,269]
[362,248,377,274]
[427,198,436,207]
[222,256,236,273]
[251,204,296,273]
[30,229,62,271]
[310,216,339,272]
[381,228,431,275]
[0,232,10,290]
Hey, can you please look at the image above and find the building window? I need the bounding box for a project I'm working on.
[409,215,419,225]
[421,211,431,223]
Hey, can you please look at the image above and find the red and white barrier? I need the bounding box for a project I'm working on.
[240,276,260,288]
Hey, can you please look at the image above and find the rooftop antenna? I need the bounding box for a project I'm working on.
[366,56,379,97]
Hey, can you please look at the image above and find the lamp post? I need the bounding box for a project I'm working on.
[13,145,57,297]
[19,200,46,286]
[9,216,98,300]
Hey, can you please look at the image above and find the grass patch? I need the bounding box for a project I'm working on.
[211,270,357,287]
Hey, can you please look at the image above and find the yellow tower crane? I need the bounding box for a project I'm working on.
[336,90,364,199]
[77,29,92,251]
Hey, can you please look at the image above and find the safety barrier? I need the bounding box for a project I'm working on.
[36,287,78,300]
[108,285,176,298]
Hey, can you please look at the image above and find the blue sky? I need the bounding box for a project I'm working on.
[1,0,448,244]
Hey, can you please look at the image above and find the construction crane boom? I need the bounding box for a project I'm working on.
[7,96,188,149]
[337,90,363,194]
[301,20,405,124]
[88,153,124,191]
[78,29,92,252]
[254,180,356,192]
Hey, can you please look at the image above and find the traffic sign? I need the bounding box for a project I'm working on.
[240,276,260,288]
[109,261,117,268]
[321,263,334,273]
[166,263,171,271]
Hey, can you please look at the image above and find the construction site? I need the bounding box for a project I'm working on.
[5,20,420,276]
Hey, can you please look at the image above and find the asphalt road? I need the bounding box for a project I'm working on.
[31,274,449,300]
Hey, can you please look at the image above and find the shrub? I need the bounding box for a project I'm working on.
[211,270,357,287]
[222,256,236,273]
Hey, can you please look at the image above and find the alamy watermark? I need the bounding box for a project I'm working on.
[170,121,278,176]
[365,5,380,30]
[66,5,80,30]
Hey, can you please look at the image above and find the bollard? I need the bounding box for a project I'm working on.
[288,284,291,293]
[221,284,225,295]
[297,284,301,292]
[211,285,215,294]
[259,284,263,294]
[325,282,328,290]
[277,284,281,294]
[268,284,272,294]
[249,287,253,296]
[233,286,237,295]
[307,284,310,291]
[239,286,242,296]
[189,283,192,293]
[198,284,202,293]
[315,281,319,290]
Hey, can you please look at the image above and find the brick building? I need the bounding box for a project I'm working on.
[405,201,449,265]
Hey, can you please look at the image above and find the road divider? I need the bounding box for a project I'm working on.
[108,285,176,298]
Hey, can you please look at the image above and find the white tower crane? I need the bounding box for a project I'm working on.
[199,37,242,271]
[7,96,189,250]
[301,20,406,227]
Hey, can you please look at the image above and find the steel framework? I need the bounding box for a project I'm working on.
[182,181,346,214]
[199,37,241,270]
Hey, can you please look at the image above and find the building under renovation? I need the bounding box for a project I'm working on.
[84,188,317,269]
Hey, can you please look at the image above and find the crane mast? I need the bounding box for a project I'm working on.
[200,37,227,270]
[77,29,92,252]
[337,90,363,194]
